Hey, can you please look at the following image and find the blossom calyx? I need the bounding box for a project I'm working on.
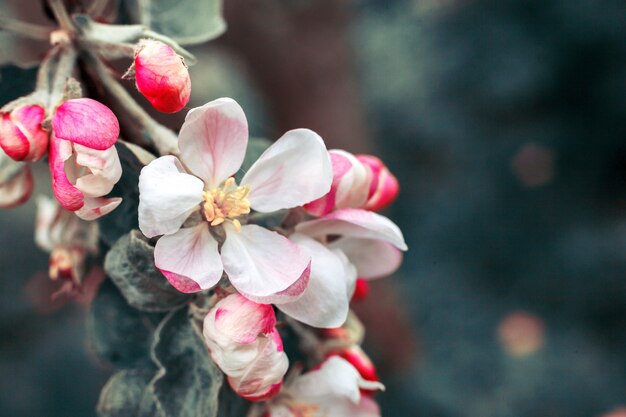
[133,39,191,113]
[0,104,49,162]
[203,293,288,401]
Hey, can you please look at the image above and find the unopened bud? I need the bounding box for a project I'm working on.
[133,40,191,113]
[0,105,48,162]
[356,154,399,212]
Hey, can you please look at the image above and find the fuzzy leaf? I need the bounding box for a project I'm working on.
[105,230,191,312]
[97,369,158,417]
[88,279,164,368]
[151,307,223,417]
[124,0,226,46]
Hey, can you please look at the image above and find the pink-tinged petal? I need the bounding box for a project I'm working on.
[74,144,122,198]
[52,98,119,150]
[242,129,332,212]
[276,234,355,328]
[12,105,48,161]
[303,150,353,216]
[0,112,29,160]
[296,208,407,251]
[75,197,122,221]
[227,335,288,401]
[154,224,223,292]
[138,155,204,238]
[211,294,276,344]
[329,237,403,280]
[327,346,379,383]
[178,98,248,187]
[356,154,399,211]
[49,135,83,211]
[289,357,384,405]
[239,263,311,305]
[0,163,32,208]
[134,40,191,114]
[221,224,311,298]
[354,395,382,417]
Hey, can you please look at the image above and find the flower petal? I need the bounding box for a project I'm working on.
[49,135,83,211]
[242,129,332,212]
[221,224,311,298]
[276,234,355,328]
[51,98,119,150]
[329,237,403,280]
[74,144,122,198]
[178,98,248,187]
[154,224,223,293]
[138,155,204,238]
[75,197,122,221]
[211,294,277,344]
[295,208,407,251]
[0,162,32,208]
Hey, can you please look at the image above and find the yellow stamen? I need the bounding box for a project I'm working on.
[202,177,251,232]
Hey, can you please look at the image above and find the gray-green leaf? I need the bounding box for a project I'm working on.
[105,230,191,312]
[150,307,223,417]
[97,369,158,417]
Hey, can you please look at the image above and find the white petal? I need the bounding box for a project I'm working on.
[276,234,355,328]
[178,98,248,188]
[73,144,122,198]
[138,155,204,238]
[329,237,403,280]
[242,129,332,212]
[295,208,407,250]
[290,357,383,405]
[154,224,223,293]
[221,224,311,298]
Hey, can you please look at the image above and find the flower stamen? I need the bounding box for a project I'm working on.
[203,177,250,231]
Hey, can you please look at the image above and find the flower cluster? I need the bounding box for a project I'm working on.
[138,97,406,409]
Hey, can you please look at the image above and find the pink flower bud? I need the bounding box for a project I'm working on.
[134,40,191,113]
[0,105,48,162]
[356,154,399,212]
[52,98,119,150]
[203,293,288,402]
[351,277,370,302]
[304,150,370,216]
[0,153,33,208]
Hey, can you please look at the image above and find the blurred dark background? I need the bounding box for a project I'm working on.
[1,0,626,416]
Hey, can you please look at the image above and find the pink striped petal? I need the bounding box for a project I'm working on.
[52,98,119,150]
[295,208,407,251]
[0,163,32,208]
[242,129,332,212]
[12,105,48,161]
[276,234,356,328]
[221,224,311,298]
[178,98,248,188]
[154,224,223,293]
[75,197,122,221]
[212,294,277,344]
[329,237,403,280]
[0,112,29,160]
[49,135,83,211]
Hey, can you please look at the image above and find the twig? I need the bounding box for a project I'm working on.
[47,0,75,32]
[0,14,52,40]
[83,50,180,156]
[86,0,110,18]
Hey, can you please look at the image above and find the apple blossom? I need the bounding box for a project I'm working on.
[50,98,122,220]
[203,293,288,401]
[138,97,332,299]
[35,196,99,288]
[255,356,383,417]
[133,39,191,113]
[0,104,48,162]
[0,151,33,208]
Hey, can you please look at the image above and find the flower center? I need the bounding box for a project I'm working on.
[203,177,251,232]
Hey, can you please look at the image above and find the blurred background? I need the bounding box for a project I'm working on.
[1,0,626,415]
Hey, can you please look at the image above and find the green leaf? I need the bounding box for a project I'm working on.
[234,137,272,184]
[150,307,223,417]
[88,279,164,369]
[97,369,158,417]
[105,230,191,312]
[125,0,226,46]
[99,142,150,247]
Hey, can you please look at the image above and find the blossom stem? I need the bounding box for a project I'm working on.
[86,0,110,18]
[82,51,180,156]
[47,0,75,32]
[0,15,52,40]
